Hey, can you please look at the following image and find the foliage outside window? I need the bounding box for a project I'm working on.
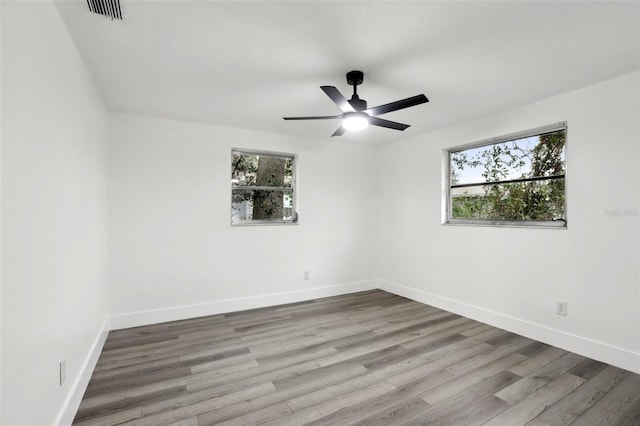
[446,123,567,227]
[231,149,296,225]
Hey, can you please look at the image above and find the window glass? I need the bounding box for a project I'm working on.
[231,150,296,225]
[447,124,566,226]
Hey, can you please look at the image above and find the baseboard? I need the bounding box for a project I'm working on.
[378,279,640,374]
[54,317,110,426]
[109,280,377,330]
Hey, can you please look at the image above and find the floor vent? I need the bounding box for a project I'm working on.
[86,0,122,20]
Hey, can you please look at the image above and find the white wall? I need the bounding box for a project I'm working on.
[377,72,640,373]
[107,113,378,325]
[1,1,109,425]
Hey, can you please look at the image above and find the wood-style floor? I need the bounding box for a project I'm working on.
[74,290,640,426]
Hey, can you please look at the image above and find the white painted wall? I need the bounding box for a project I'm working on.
[1,1,109,425]
[377,72,640,372]
[107,113,377,324]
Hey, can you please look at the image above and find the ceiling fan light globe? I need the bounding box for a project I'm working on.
[342,113,369,131]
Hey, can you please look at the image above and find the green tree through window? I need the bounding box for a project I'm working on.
[448,125,566,225]
[231,150,295,225]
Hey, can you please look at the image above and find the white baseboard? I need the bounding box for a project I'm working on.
[109,280,377,330]
[55,317,110,426]
[378,279,640,374]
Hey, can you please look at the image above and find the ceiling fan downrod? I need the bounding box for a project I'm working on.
[346,70,366,111]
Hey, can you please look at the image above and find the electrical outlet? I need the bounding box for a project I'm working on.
[59,360,66,386]
[303,271,310,280]
[556,301,568,316]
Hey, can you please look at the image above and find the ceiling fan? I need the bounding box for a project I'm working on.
[283,70,429,137]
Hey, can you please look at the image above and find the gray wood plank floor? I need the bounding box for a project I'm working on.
[74,290,640,426]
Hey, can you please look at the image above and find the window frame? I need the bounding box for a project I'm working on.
[230,148,298,226]
[443,122,568,229]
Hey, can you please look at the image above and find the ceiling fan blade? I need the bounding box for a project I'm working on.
[368,116,410,131]
[283,115,342,120]
[321,86,356,113]
[365,94,428,116]
[331,126,346,137]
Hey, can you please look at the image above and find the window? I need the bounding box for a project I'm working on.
[231,149,297,225]
[445,122,567,228]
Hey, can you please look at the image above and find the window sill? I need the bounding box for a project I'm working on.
[443,219,567,229]
[231,221,299,227]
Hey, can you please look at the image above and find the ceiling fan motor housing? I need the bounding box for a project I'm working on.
[349,95,367,111]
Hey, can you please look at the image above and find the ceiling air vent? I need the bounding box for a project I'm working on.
[86,0,122,20]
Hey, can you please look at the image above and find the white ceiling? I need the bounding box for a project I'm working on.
[55,1,640,146]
